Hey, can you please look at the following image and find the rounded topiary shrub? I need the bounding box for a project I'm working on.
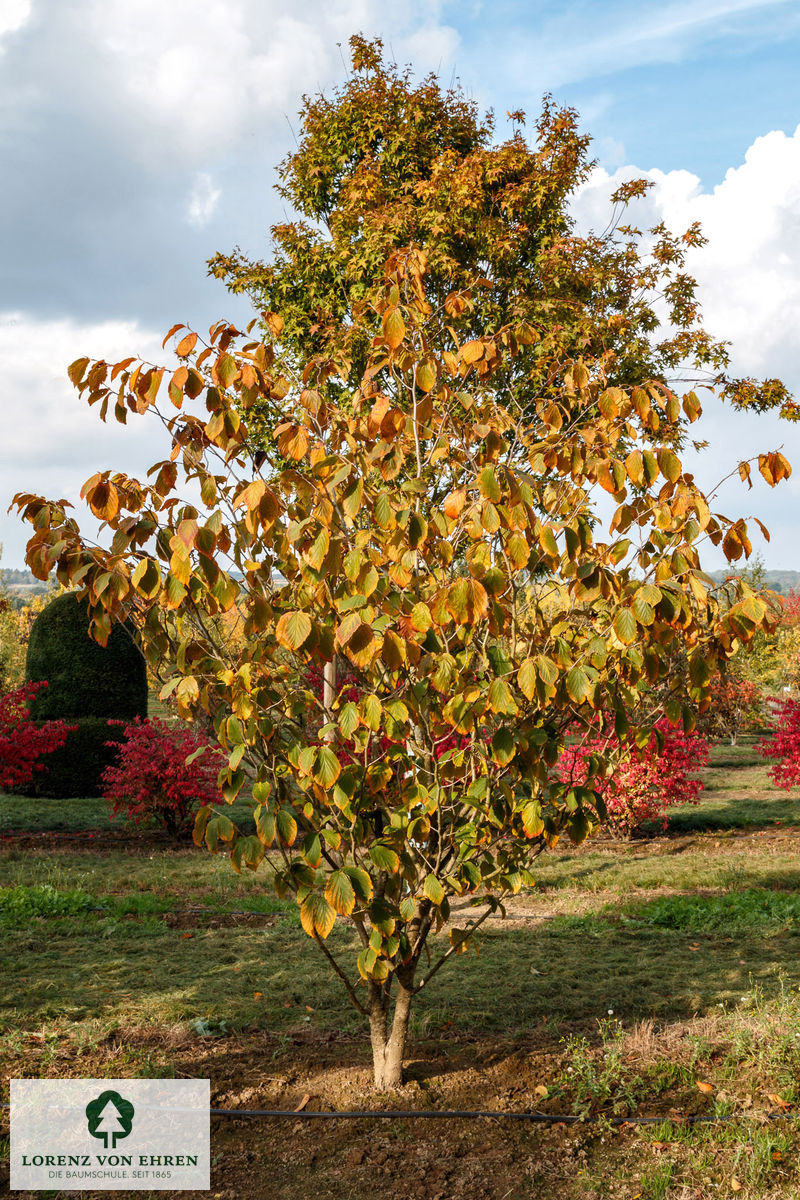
[26,593,147,720]
[23,593,148,797]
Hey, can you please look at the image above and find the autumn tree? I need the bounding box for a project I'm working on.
[210,35,797,438]
[14,235,790,1085]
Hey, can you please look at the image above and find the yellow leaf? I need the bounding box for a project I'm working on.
[415,360,437,392]
[275,611,312,650]
[461,340,484,364]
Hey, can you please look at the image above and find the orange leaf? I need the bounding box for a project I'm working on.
[696,1080,714,1094]
[383,308,405,350]
[443,489,466,520]
[175,331,198,357]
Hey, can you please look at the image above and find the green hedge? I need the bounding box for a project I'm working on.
[26,593,147,721]
[22,717,127,799]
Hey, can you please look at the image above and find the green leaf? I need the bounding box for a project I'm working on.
[568,811,592,845]
[369,844,400,872]
[369,896,397,934]
[488,678,516,716]
[537,656,558,685]
[565,666,591,705]
[275,809,298,846]
[632,594,655,626]
[252,779,271,804]
[342,477,364,520]
[408,512,428,549]
[255,808,276,846]
[302,831,322,868]
[193,804,212,847]
[131,557,161,599]
[357,947,378,979]
[338,702,360,738]
[423,874,446,905]
[478,465,501,503]
[491,728,515,766]
[359,694,383,732]
[613,609,637,645]
[226,715,244,746]
[657,448,681,483]
[231,835,264,873]
[539,526,559,557]
[313,746,341,789]
[373,492,393,528]
[217,353,237,389]
[689,653,712,687]
[521,801,544,838]
[344,867,373,903]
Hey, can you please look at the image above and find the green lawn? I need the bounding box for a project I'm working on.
[3,740,800,1198]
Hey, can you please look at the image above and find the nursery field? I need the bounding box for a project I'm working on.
[2,740,800,1199]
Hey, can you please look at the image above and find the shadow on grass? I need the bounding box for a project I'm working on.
[3,909,799,1046]
[0,792,258,836]
[655,792,800,834]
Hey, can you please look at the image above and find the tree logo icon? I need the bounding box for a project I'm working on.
[85,1090,135,1149]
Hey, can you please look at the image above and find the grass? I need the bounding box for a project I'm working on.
[4,737,800,1197]
[0,791,257,834]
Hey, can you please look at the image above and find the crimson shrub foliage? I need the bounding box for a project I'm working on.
[0,682,74,793]
[558,718,709,834]
[759,699,800,789]
[100,718,225,837]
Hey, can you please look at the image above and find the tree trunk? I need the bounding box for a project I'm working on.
[322,659,336,744]
[369,983,413,1089]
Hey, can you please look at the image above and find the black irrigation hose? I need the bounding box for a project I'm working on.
[209,1108,797,1124]
[3,1102,798,1125]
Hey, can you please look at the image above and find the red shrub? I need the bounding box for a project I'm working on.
[780,589,800,628]
[100,718,226,836]
[558,718,709,834]
[758,698,800,789]
[0,682,74,793]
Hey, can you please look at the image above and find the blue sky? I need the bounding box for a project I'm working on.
[1,0,799,568]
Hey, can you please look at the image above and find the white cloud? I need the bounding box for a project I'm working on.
[0,0,31,41]
[82,0,460,159]
[186,172,221,228]
[572,126,800,569]
[0,312,173,566]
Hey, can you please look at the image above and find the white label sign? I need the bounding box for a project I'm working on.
[10,1079,210,1191]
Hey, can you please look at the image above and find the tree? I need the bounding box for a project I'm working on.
[13,237,789,1084]
[715,561,800,698]
[698,671,763,745]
